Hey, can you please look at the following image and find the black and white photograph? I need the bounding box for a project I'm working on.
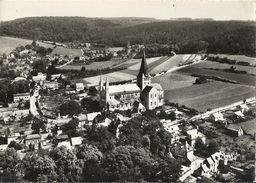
[0,0,255,182]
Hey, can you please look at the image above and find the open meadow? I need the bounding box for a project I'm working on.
[194,60,256,75]
[163,81,255,112]
[178,65,256,86]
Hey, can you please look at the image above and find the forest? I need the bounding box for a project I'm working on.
[0,17,255,56]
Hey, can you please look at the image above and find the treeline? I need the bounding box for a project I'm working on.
[0,17,255,55]
[207,56,251,66]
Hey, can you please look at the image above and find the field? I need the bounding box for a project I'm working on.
[152,71,196,90]
[0,36,53,54]
[237,119,256,136]
[194,61,256,75]
[178,65,256,86]
[60,60,124,70]
[163,81,255,112]
[208,54,256,66]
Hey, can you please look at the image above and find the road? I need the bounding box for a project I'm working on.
[189,97,256,121]
[29,85,40,116]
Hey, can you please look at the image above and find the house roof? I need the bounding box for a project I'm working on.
[234,111,245,118]
[26,134,41,140]
[13,93,30,97]
[142,85,154,93]
[71,137,83,146]
[87,112,101,121]
[211,112,223,118]
[108,83,141,94]
[226,124,242,132]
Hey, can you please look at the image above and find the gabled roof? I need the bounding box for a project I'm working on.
[137,51,149,77]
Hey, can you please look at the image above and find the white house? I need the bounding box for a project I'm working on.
[13,93,30,103]
[76,83,84,92]
[209,112,224,122]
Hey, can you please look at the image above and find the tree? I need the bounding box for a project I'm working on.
[207,140,220,154]
[31,117,47,134]
[81,98,104,112]
[47,63,58,75]
[49,146,83,182]
[0,148,22,178]
[103,145,155,181]
[62,117,80,137]
[22,152,57,182]
[83,159,106,182]
[88,86,98,96]
[76,144,103,162]
[194,137,205,150]
[150,157,181,182]
[8,141,23,150]
[81,66,86,72]
[59,100,82,116]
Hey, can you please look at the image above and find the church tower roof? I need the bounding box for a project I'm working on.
[137,51,149,77]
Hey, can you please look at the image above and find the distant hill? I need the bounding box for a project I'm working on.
[0,17,255,55]
[0,17,157,42]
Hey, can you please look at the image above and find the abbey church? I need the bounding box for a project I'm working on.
[99,52,164,111]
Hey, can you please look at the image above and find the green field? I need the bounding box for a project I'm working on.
[0,36,53,54]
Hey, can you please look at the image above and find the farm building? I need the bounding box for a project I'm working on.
[226,124,244,137]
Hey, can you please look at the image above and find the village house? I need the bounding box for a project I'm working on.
[209,112,224,122]
[13,92,30,103]
[32,72,46,83]
[237,104,249,113]
[99,51,164,111]
[43,81,59,90]
[76,83,84,92]
[186,128,206,147]
[70,136,83,146]
[24,134,41,150]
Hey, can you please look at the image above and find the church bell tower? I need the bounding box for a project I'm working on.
[137,51,151,90]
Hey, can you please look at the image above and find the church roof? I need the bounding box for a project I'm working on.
[142,85,154,93]
[137,51,149,77]
[109,83,141,94]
